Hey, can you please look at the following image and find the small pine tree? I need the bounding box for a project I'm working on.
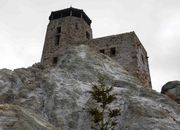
[88,78,121,130]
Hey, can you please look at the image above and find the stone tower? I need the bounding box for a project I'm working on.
[41,7,152,88]
[41,7,92,65]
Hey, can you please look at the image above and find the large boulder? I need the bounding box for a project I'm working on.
[161,81,180,104]
[0,45,180,130]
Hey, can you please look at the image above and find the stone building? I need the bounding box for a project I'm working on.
[41,7,151,88]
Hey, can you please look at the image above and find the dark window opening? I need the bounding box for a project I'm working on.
[75,23,79,30]
[53,57,58,65]
[99,49,105,54]
[141,55,145,64]
[86,31,90,39]
[57,27,61,33]
[55,35,60,45]
[132,56,137,59]
[110,47,116,56]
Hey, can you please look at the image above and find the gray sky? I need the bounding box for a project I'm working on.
[0,0,180,92]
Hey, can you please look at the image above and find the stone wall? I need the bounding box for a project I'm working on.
[135,36,151,88]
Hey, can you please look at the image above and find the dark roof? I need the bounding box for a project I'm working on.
[49,7,92,25]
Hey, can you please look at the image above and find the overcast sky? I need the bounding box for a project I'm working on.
[0,0,180,92]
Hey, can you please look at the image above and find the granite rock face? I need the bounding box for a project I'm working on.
[161,81,180,104]
[0,104,58,130]
[0,45,180,130]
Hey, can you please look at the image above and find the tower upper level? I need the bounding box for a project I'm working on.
[49,7,92,26]
[45,7,93,44]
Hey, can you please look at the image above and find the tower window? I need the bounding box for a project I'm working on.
[75,23,79,30]
[55,35,60,45]
[56,27,61,34]
[53,57,58,65]
[86,31,90,39]
[110,47,116,56]
[141,55,145,64]
[99,49,105,54]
